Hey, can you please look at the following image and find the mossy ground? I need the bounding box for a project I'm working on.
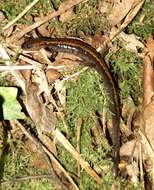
[0,0,154,189]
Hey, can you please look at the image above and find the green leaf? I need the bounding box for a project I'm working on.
[0,87,25,120]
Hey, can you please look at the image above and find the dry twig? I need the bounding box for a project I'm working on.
[52,129,101,184]
[75,119,82,177]
[2,0,39,31]
[110,0,145,41]
[0,174,58,185]
[11,120,79,190]
[7,48,65,70]
[9,0,87,42]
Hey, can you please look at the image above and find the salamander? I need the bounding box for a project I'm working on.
[22,37,120,176]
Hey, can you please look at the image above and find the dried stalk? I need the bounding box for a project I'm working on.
[3,0,39,30]
[52,129,101,184]
[9,0,87,42]
[12,120,79,190]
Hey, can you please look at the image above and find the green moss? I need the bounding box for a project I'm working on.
[0,76,8,86]
[107,48,142,103]
[127,0,154,39]
[57,144,77,174]
[0,0,151,189]
[66,69,106,122]
[81,173,101,190]
[0,0,29,20]
[59,2,106,35]
[0,138,53,190]
[0,0,57,24]
[55,68,115,189]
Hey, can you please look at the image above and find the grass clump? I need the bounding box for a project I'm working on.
[0,0,152,189]
[107,48,142,103]
[56,69,113,189]
[66,69,106,121]
[62,2,105,35]
[0,0,58,24]
[0,134,52,190]
[127,0,154,39]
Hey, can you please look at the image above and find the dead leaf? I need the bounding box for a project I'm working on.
[30,50,80,71]
[31,153,49,170]
[110,0,144,41]
[111,180,120,190]
[34,15,51,37]
[108,0,135,26]
[59,4,75,22]
[146,34,154,61]
[24,14,33,23]
[46,69,61,85]
[120,97,154,186]
[91,32,105,48]
[10,120,23,140]
[18,60,32,83]
[25,138,38,152]
[143,97,154,151]
[120,100,154,161]
[25,138,56,170]
[0,11,5,22]
[91,32,109,55]
[25,82,56,134]
[120,35,154,187]
[5,23,31,40]
[3,25,14,38]
[143,34,154,106]
[116,30,144,53]
[126,162,139,185]
[55,52,81,70]
[54,80,66,107]
[99,1,111,15]
[119,0,144,32]
[120,139,139,158]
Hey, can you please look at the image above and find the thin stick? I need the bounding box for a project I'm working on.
[52,129,101,184]
[75,118,82,177]
[0,65,64,71]
[0,174,56,185]
[60,67,88,82]
[110,0,145,41]
[12,120,79,190]
[9,0,87,42]
[0,45,26,92]
[3,0,39,31]
[7,48,87,74]
[101,0,145,52]
[6,48,64,70]
[10,120,68,190]
[139,142,143,181]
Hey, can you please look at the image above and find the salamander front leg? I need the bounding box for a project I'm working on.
[44,47,58,62]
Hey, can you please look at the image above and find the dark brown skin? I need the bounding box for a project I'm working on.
[22,37,120,176]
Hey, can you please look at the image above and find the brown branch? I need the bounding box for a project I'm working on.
[0,174,56,185]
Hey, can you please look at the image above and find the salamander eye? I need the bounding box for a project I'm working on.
[26,43,33,48]
[21,41,33,49]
